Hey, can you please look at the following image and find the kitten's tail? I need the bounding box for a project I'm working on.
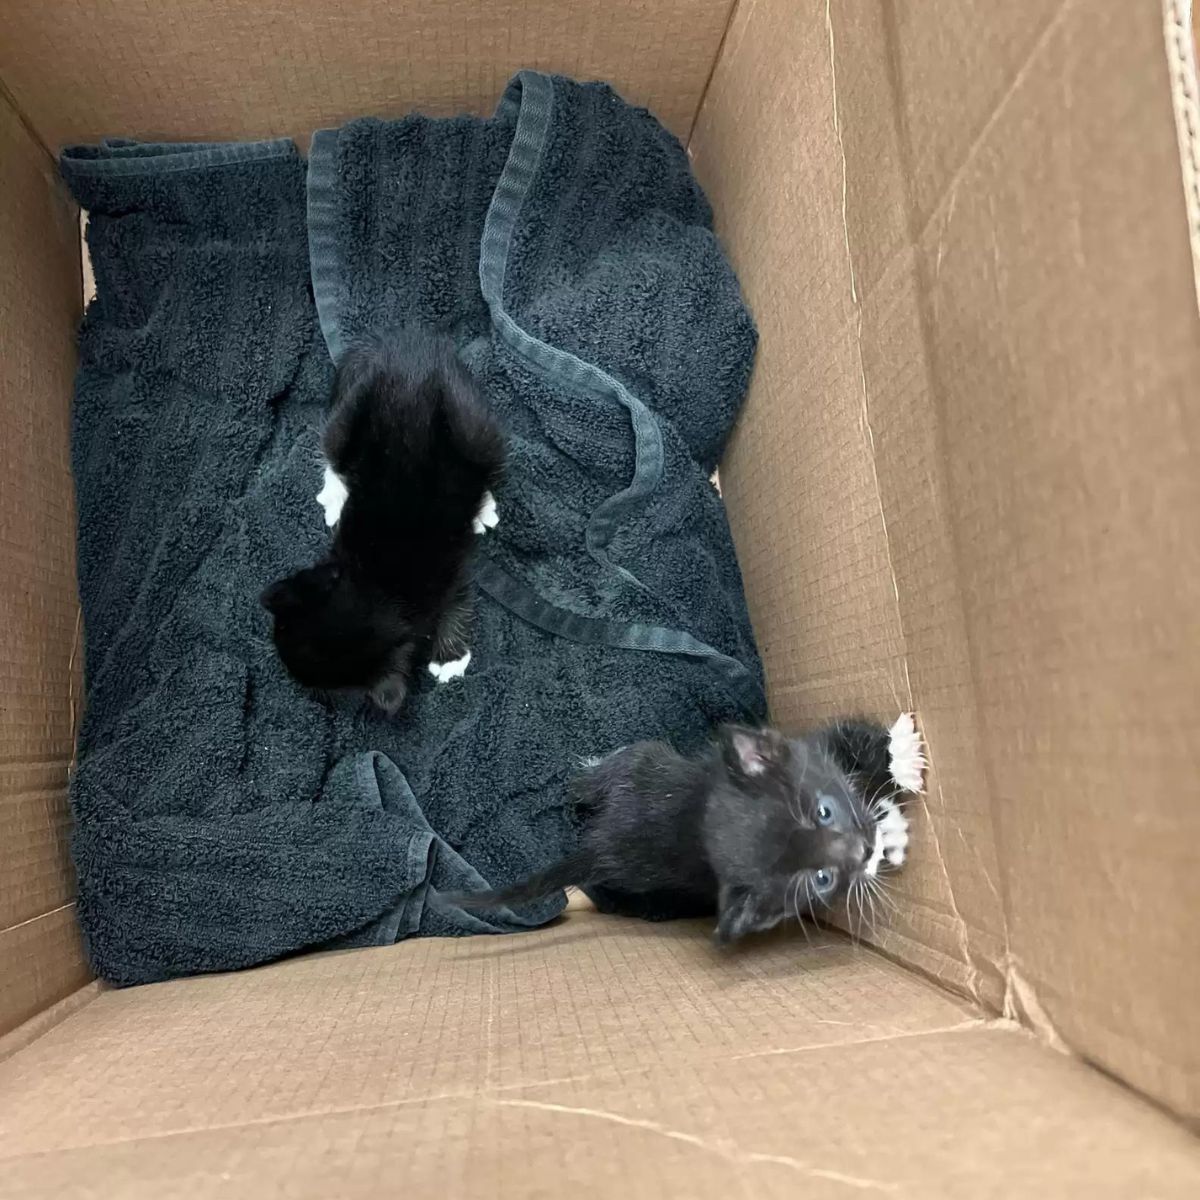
[443,851,594,911]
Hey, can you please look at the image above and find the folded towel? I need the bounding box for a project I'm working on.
[61,71,764,986]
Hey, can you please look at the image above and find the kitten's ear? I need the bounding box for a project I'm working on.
[715,884,782,944]
[720,725,787,778]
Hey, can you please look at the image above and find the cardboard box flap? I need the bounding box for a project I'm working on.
[0,0,736,148]
[689,0,1009,1015]
[694,0,1200,1122]
[0,98,90,1038]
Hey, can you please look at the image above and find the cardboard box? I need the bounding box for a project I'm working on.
[1,0,1198,1193]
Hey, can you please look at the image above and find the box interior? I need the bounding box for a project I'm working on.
[1,0,1198,1192]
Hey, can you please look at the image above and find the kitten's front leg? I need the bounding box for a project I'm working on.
[824,714,927,797]
[827,714,926,873]
[873,714,926,869]
[886,712,927,795]
[428,586,473,683]
[316,464,348,528]
[824,718,894,797]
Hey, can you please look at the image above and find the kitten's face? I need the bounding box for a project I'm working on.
[260,562,414,711]
[709,727,877,943]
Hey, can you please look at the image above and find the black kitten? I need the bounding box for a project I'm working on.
[261,329,505,712]
[447,715,925,943]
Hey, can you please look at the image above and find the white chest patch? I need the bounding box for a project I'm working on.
[316,464,349,528]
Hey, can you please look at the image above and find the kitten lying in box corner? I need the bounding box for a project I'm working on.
[261,328,505,713]
[447,714,926,943]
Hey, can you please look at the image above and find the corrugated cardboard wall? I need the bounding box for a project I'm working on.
[690,0,1009,1016]
[0,0,736,148]
[695,0,1200,1121]
[0,99,90,1036]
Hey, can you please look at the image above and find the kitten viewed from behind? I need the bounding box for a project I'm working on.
[261,328,505,712]
[446,715,925,944]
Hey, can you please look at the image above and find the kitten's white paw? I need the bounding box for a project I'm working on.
[878,800,910,866]
[428,651,472,683]
[888,712,927,794]
[866,797,910,876]
[316,465,348,528]
[472,491,499,535]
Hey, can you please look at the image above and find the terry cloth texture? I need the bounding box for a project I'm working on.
[60,71,764,986]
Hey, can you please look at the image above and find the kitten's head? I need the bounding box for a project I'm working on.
[707,726,877,943]
[260,561,414,712]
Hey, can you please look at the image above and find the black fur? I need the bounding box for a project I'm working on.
[261,328,505,712]
[448,720,912,944]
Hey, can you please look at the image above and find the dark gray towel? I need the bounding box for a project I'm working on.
[61,72,764,986]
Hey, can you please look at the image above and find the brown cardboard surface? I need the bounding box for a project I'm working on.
[694,0,1200,1121]
[0,2,1198,1187]
[0,981,104,1065]
[0,98,91,1037]
[2,921,1197,1198]
[895,0,1200,1121]
[0,0,734,149]
[689,0,1008,1013]
[0,920,974,1152]
[1166,0,1200,312]
[0,908,90,1049]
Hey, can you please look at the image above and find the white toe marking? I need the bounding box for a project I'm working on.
[316,464,348,528]
[866,795,910,877]
[472,491,499,535]
[429,651,471,683]
[888,712,927,794]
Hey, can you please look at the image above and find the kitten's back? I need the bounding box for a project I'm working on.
[325,329,505,535]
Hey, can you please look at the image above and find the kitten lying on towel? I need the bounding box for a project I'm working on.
[449,714,925,943]
[262,329,505,712]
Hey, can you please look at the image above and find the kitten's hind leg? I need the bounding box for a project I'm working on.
[472,490,499,534]
[428,586,473,684]
[369,644,415,714]
[585,885,712,923]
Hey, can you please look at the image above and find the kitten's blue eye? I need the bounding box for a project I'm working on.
[816,798,835,826]
[814,868,835,893]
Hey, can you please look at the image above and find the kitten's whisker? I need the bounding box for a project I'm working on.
[855,880,868,942]
[866,780,902,814]
[866,886,880,937]
[866,874,898,914]
[791,876,813,948]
